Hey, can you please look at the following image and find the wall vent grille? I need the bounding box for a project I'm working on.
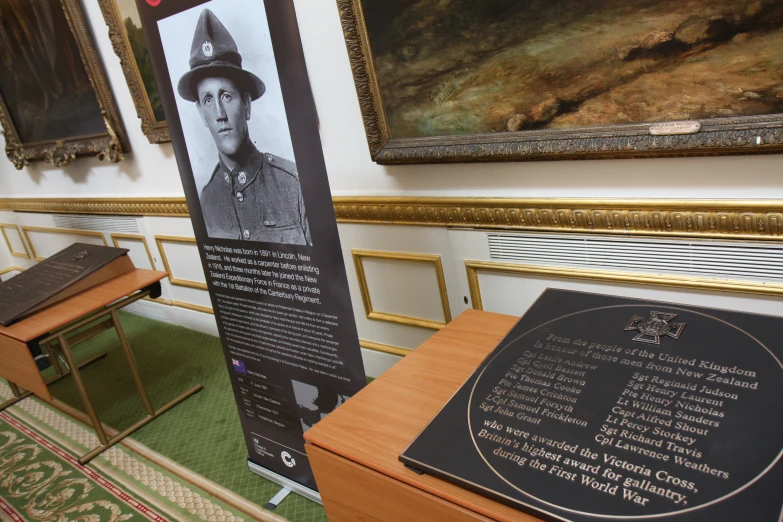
[488,233,783,283]
[53,215,139,234]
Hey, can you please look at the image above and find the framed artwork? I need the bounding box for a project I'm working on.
[98,0,169,143]
[337,0,783,164]
[0,0,129,169]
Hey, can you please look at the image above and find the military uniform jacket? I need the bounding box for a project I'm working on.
[200,147,311,245]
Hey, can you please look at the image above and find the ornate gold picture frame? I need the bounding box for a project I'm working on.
[0,0,129,169]
[337,0,783,164]
[98,0,169,143]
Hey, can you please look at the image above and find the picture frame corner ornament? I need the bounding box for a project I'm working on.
[8,148,29,171]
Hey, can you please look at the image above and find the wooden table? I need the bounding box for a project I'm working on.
[0,269,202,464]
[304,309,544,521]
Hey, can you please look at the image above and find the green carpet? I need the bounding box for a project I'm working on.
[0,399,264,522]
[46,311,327,522]
[0,415,145,521]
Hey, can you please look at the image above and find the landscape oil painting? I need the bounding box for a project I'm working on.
[340,0,783,163]
[99,0,169,142]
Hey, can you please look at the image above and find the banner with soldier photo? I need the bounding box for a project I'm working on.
[134,0,366,499]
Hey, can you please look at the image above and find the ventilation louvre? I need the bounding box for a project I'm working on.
[488,233,783,283]
[53,215,139,234]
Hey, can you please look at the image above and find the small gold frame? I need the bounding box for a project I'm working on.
[465,260,783,311]
[172,300,214,315]
[111,233,156,270]
[352,249,451,330]
[0,266,24,277]
[154,235,208,290]
[359,339,409,357]
[21,226,108,262]
[0,224,30,259]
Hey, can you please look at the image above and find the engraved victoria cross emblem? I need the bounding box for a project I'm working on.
[625,311,685,345]
[70,250,92,262]
[202,40,213,57]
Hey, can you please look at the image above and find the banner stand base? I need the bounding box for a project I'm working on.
[264,487,291,510]
[247,459,323,505]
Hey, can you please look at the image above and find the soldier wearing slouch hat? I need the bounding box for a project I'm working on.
[178,9,311,245]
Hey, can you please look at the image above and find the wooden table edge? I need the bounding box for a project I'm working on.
[304,438,529,522]
[304,309,536,522]
[0,269,168,342]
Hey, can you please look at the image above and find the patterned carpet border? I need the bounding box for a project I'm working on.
[1,412,166,521]
[0,497,24,521]
[0,382,286,522]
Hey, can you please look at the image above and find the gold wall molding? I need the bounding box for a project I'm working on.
[21,226,108,261]
[0,223,30,258]
[335,197,783,241]
[154,235,208,291]
[352,249,451,330]
[465,260,783,311]
[110,291,212,315]
[0,266,24,276]
[111,233,156,270]
[0,198,189,217]
[359,339,409,357]
[4,196,783,240]
[172,300,214,315]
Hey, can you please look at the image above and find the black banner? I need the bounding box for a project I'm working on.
[135,0,365,492]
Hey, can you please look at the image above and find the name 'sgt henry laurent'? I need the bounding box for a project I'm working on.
[177,9,311,245]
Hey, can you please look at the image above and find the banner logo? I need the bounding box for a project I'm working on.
[281,451,295,467]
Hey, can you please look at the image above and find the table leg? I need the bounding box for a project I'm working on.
[57,334,109,447]
[110,310,155,416]
[45,341,66,375]
[0,351,107,413]
[7,381,21,397]
[0,381,28,412]
[35,292,203,465]
[75,384,202,464]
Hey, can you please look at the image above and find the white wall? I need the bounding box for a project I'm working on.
[0,0,781,199]
[1,0,782,377]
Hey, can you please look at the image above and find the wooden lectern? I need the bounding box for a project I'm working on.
[304,309,542,521]
[0,269,202,464]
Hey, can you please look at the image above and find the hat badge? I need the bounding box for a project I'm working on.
[202,40,213,57]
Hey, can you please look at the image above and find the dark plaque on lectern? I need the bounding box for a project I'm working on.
[400,289,783,521]
[0,243,131,326]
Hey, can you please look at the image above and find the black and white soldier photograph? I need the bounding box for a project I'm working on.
[159,0,311,245]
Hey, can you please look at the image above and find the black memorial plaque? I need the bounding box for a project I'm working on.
[401,289,783,521]
[0,243,129,326]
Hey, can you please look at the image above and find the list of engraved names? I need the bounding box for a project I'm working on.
[470,315,772,515]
